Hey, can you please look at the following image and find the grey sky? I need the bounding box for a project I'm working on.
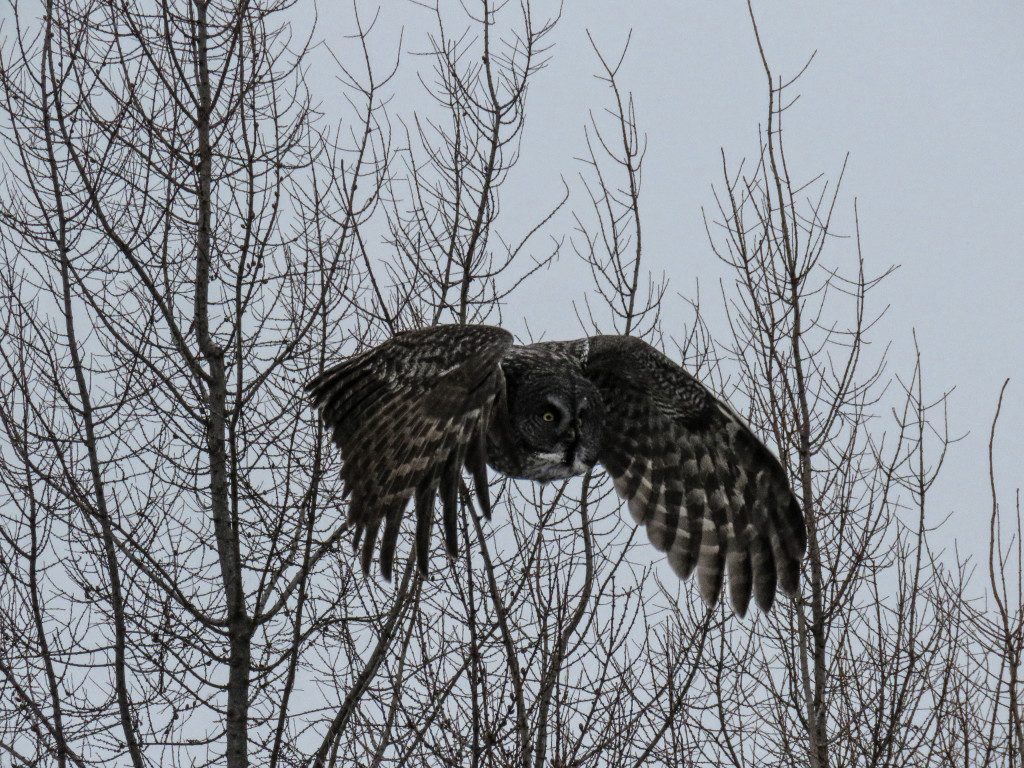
[321,1,1023,567]
[526,0,1024,565]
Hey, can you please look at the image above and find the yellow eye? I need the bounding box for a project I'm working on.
[542,411,556,422]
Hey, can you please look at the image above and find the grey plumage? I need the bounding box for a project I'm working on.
[305,324,806,615]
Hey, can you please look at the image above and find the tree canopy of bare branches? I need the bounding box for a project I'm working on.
[0,1,1019,767]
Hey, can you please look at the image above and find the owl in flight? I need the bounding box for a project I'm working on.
[306,325,805,615]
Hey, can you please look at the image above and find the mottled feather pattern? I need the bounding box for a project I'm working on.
[305,325,513,577]
[585,336,805,616]
[306,325,805,615]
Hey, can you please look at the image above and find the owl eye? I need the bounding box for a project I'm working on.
[541,411,556,422]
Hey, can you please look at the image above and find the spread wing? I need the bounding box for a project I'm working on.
[584,336,806,616]
[305,325,513,579]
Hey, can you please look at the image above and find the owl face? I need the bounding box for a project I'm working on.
[503,372,603,482]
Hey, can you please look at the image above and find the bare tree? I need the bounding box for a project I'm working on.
[982,380,1024,766]
[686,6,1023,768]
[0,0,383,765]
[1,1,1020,767]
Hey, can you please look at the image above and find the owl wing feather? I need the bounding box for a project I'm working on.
[584,335,806,616]
[305,325,513,579]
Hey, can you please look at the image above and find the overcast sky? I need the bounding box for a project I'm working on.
[541,1,1024,566]
[320,1,1023,569]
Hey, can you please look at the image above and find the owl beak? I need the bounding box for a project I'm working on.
[567,417,582,443]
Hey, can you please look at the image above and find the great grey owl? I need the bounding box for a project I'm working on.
[306,324,805,615]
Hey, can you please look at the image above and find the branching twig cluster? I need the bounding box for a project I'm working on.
[0,2,1018,767]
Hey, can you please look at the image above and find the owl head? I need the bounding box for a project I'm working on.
[495,363,604,482]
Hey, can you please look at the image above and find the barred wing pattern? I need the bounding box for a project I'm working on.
[305,325,513,579]
[585,336,806,616]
